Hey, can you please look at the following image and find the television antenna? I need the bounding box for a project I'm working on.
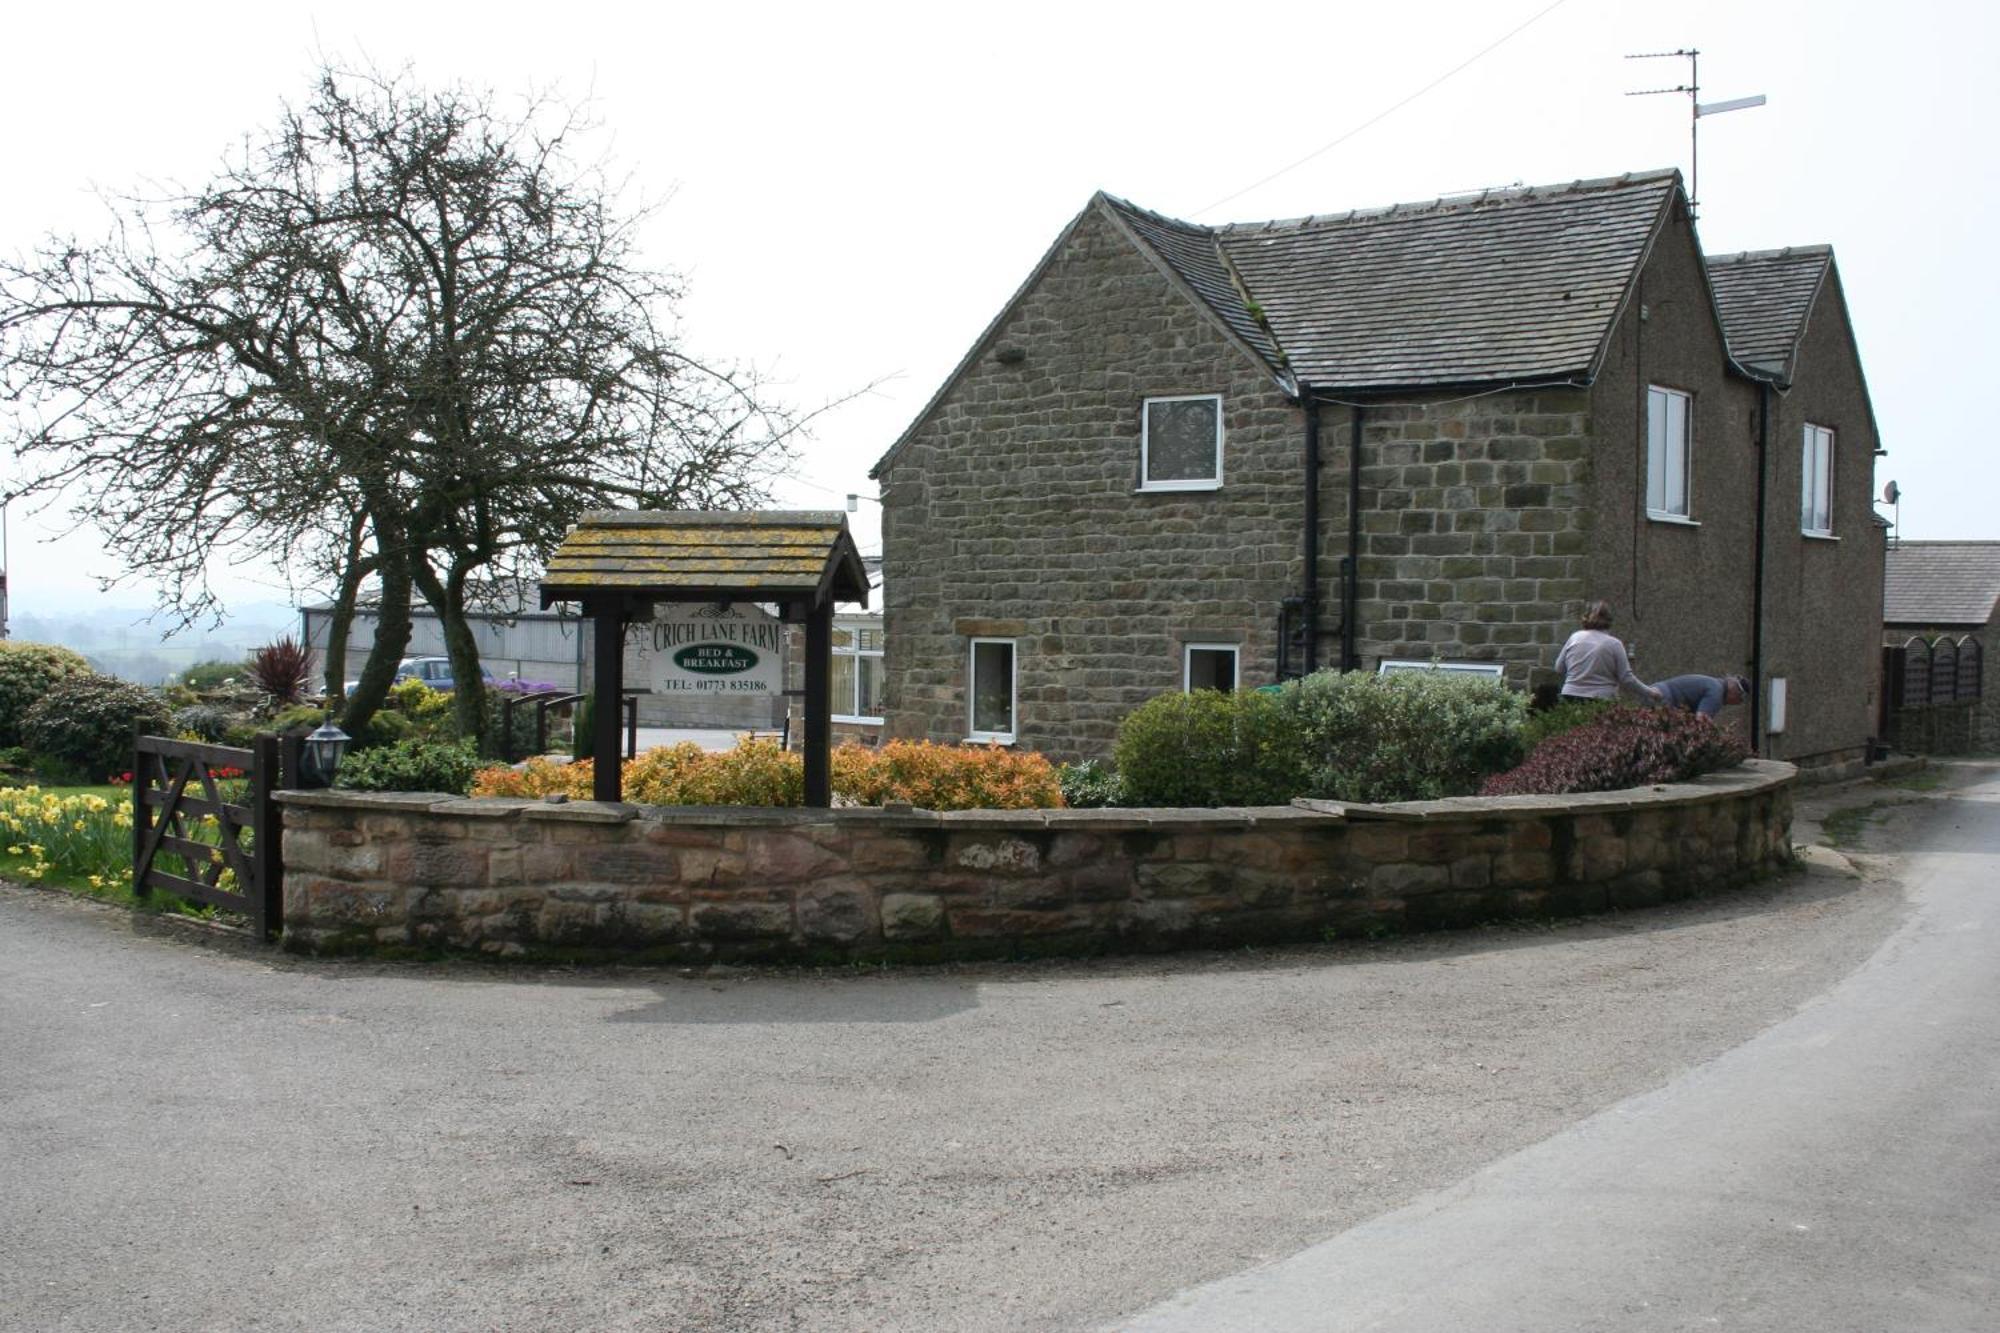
[1625,48,1766,220]
[1882,480,1902,548]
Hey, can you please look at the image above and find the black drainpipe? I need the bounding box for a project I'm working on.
[1303,390,1320,674]
[1344,402,1364,672]
[1750,380,1770,750]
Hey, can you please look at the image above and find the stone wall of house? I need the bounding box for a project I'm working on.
[878,203,1307,763]
[276,760,1794,962]
[876,201,1612,762]
[1745,266,1886,766]
[1331,389,1594,681]
[876,194,1878,770]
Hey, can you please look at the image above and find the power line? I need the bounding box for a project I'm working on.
[1192,0,1573,219]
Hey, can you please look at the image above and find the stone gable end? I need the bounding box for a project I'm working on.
[879,203,1303,761]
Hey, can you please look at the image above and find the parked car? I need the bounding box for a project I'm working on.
[343,657,498,694]
[395,657,500,691]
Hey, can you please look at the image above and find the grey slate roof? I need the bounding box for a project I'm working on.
[1883,542,2000,627]
[1104,170,1681,391]
[1705,247,1830,382]
[1105,202,1282,368]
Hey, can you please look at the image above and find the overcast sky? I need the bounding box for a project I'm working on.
[3,0,1993,625]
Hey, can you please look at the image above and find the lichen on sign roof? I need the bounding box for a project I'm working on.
[537,510,871,608]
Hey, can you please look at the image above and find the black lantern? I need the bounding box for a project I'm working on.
[301,719,352,788]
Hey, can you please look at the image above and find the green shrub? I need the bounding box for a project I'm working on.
[1283,670,1528,804]
[179,659,245,691]
[335,737,481,794]
[481,684,547,758]
[268,704,329,735]
[345,708,415,751]
[1114,689,1307,807]
[384,678,457,741]
[0,641,92,748]
[1057,759,1124,808]
[1522,697,1613,750]
[171,704,238,742]
[20,673,175,782]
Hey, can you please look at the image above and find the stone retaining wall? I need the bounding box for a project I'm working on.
[276,760,1795,962]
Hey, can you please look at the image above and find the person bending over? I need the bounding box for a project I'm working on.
[1651,673,1749,718]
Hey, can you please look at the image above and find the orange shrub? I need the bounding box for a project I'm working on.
[471,738,1059,810]
[629,738,804,807]
[470,755,592,798]
[834,739,1062,811]
[620,742,716,803]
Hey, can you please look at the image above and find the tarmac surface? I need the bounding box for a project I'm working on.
[0,764,1984,1331]
[1123,761,2000,1331]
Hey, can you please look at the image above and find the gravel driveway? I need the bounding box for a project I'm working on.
[0,772,1942,1331]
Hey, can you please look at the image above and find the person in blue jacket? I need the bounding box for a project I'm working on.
[1651,673,1749,718]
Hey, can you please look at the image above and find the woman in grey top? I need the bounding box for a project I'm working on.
[1554,601,1665,704]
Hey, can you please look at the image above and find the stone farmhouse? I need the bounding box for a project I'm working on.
[870,169,1884,769]
[1881,541,1999,753]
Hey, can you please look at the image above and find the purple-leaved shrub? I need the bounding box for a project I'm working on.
[1480,706,1749,797]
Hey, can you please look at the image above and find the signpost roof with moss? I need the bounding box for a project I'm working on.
[538,511,871,805]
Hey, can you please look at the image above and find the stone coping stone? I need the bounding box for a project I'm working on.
[275,789,454,813]
[274,760,1791,827]
[517,801,639,824]
[426,798,530,820]
[1292,759,1792,822]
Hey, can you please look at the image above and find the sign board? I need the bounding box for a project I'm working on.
[632,603,784,698]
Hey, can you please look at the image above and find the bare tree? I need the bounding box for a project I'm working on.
[1,64,804,743]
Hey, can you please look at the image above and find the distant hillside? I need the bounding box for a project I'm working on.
[7,600,300,685]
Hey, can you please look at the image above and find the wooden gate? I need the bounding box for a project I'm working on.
[132,734,294,940]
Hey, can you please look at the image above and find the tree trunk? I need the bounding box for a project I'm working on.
[340,549,414,739]
[413,558,488,753]
[321,541,378,701]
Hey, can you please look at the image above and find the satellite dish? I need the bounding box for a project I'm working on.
[1882,480,1901,504]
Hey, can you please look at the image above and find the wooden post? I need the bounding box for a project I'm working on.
[254,733,286,941]
[591,598,626,802]
[804,598,832,808]
[131,728,149,903]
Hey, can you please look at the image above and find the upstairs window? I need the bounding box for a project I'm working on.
[968,638,1016,743]
[1646,385,1692,519]
[831,624,884,724]
[1801,424,1835,536]
[1184,644,1239,692]
[1141,395,1223,491]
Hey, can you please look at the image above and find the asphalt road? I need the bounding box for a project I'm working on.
[0,767,1980,1331]
[1124,765,2000,1332]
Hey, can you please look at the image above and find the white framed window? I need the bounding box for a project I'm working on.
[968,638,1016,743]
[1141,394,1223,491]
[831,623,884,724]
[1646,385,1692,519]
[1184,644,1239,692]
[1801,423,1835,536]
